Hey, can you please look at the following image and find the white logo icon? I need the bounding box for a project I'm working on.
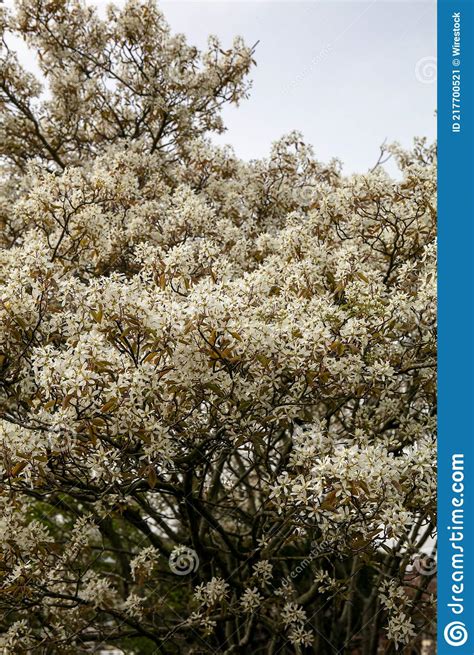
[444,621,468,647]
[168,546,199,575]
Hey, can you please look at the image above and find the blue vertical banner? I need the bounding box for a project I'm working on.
[438,0,474,653]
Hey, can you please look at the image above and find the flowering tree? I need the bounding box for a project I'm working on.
[0,1,437,653]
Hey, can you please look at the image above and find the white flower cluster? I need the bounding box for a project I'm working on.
[130,546,160,582]
[380,580,417,647]
[240,587,264,613]
[0,0,436,650]
[281,603,314,647]
[194,577,230,607]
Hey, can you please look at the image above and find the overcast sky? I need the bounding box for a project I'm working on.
[7,0,437,174]
[161,0,437,174]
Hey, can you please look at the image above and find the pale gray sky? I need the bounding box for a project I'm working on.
[6,0,437,174]
[161,0,437,174]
